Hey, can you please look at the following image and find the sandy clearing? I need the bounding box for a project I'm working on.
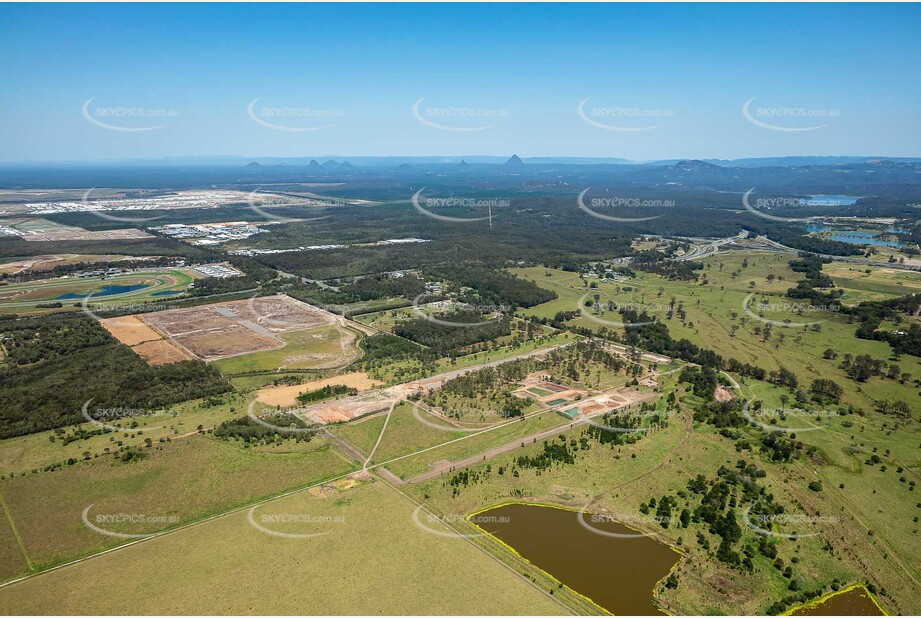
[256,372,383,407]
[131,339,195,365]
[714,385,735,402]
[100,315,163,346]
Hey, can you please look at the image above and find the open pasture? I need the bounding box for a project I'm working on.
[0,431,356,583]
[0,481,564,615]
[513,255,921,413]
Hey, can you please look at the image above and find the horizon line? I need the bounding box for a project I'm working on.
[3,153,921,167]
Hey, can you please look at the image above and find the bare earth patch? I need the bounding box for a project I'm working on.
[100,315,162,346]
[131,339,194,365]
[138,295,338,361]
[177,323,282,360]
[256,372,384,407]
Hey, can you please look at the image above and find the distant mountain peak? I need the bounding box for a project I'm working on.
[308,159,321,167]
[671,159,721,170]
[505,154,524,166]
[244,161,263,168]
[459,159,468,166]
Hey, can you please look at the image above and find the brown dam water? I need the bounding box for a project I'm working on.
[787,586,884,616]
[472,503,680,615]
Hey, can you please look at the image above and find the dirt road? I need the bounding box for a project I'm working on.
[402,392,658,484]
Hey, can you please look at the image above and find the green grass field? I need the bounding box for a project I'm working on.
[0,481,567,615]
[403,378,919,615]
[330,412,388,458]
[382,409,575,480]
[823,262,921,305]
[1,248,919,614]
[0,431,356,583]
[334,296,411,315]
[366,402,467,465]
[513,256,921,414]
[0,393,251,477]
[353,304,431,332]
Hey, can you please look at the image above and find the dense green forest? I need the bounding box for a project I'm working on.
[393,310,512,355]
[243,197,872,280]
[426,264,557,308]
[339,273,426,300]
[0,314,231,438]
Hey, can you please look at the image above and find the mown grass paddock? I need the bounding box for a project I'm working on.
[0,429,355,582]
[0,481,566,615]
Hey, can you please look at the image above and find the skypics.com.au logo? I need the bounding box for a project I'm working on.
[412,98,509,132]
[741,400,837,434]
[742,293,839,329]
[247,506,346,539]
[742,505,839,540]
[247,98,344,132]
[411,189,506,224]
[81,98,178,132]
[81,400,175,433]
[247,187,336,224]
[412,507,508,539]
[742,97,840,132]
[82,505,180,539]
[741,188,811,223]
[577,188,669,223]
[577,98,675,132]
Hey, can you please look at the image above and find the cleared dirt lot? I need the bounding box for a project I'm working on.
[100,315,162,346]
[137,295,339,362]
[132,339,194,365]
[300,390,396,424]
[177,323,282,360]
[101,315,194,365]
[144,306,229,336]
[257,372,384,407]
[226,295,336,333]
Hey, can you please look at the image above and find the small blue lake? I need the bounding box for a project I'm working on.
[826,233,905,248]
[57,284,150,300]
[806,224,906,248]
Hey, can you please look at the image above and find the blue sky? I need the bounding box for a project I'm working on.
[1,3,919,162]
